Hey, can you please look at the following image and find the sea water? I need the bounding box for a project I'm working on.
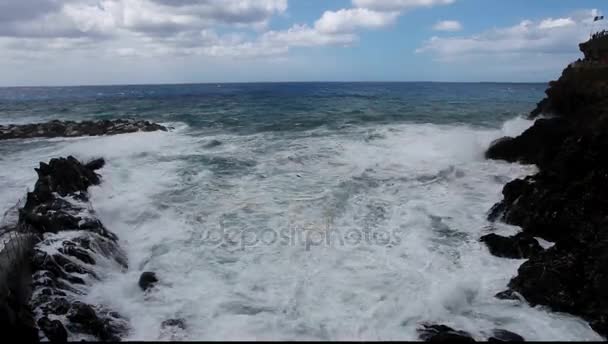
[0,83,601,340]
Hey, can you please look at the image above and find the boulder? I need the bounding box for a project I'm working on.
[139,272,159,291]
[480,233,543,259]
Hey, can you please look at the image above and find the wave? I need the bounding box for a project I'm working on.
[0,117,601,340]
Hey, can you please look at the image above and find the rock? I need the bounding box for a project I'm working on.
[67,302,99,325]
[38,317,68,343]
[43,298,71,315]
[488,329,525,342]
[418,324,476,342]
[485,33,608,336]
[14,156,128,342]
[494,290,521,301]
[138,272,158,291]
[85,158,106,171]
[0,119,167,141]
[480,233,543,259]
[161,318,186,330]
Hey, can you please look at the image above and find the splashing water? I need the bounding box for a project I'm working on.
[0,83,601,340]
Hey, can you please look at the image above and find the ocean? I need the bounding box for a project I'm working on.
[0,82,601,340]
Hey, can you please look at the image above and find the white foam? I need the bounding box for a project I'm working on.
[0,118,601,341]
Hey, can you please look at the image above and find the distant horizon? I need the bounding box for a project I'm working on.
[0,80,549,89]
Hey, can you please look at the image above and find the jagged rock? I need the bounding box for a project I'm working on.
[38,317,68,343]
[485,33,608,336]
[480,233,543,259]
[418,324,476,342]
[0,119,167,141]
[15,156,128,341]
[488,329,525,342]
[139,272,158,291]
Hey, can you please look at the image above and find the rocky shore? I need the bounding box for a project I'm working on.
[483,33,608,337]
[0,119,167,140]
[0,156,129,342]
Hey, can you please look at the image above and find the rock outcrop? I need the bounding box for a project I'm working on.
[480,233,542,259]
[485,33,608,336]
[0,119,167,141]
[12,156,129,341]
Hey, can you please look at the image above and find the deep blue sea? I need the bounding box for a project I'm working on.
[0,83,601,341]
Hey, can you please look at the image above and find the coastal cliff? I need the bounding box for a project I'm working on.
[485,32,608,336]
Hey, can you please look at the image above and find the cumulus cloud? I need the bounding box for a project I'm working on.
[0,0,288,39]
[0,0,456,61]
[314,8,400,34]
[417,9,603,60]
[433,20,462,32]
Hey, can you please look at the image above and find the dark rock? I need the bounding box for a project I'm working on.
[494,290,521,301]
[38,317,68,343]
[418,324,476,342]
[66,302,125,341]
[44,298,71,315]
[161,318,186,330]
[0,119,167,141]
[485,34,608,336]
[488,329,525,342]
[14,156,128,342]
[139,272,158,291]
[85,158,106,171]
[480,233,543,259]
[67,302,99,325]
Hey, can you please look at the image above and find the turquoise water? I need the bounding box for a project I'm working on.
[0,83,601,341]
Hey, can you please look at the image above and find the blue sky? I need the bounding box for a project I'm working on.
[0,0,606,86]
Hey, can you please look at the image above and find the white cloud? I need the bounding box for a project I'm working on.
[262,24,357,47]
[538,17,575,30]
[433,20,462,32]
[352,0,455,12]
[417,10,603,60]
[315,8,400,34]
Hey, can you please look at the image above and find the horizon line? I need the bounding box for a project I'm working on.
[0,80,549,89]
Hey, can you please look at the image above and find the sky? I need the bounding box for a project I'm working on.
[0,0,607,86]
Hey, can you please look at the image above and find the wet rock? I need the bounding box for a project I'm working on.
[85,158,106,171]
[161,318,186,330]
[488,329,525,342]
[139,272,158,291]
[418,324,476,342]
[66,302,126,341]
[14,156,128,342]
[494,290,521,301]
[485,34,608,336]
[43,298,71,315]
[38,317,68,343]
[0,119,167,141]
[480,233,543,259]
